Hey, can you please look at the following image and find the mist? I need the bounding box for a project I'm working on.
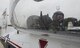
[15,0,80,20]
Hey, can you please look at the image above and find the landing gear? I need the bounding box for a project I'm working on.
[17,30,19,34]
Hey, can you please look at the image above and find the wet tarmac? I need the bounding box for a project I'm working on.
[0,27,80,48]
[0,41,4,48]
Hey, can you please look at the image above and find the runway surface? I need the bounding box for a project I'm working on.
[0,27,80,48]
[0,41,4,48]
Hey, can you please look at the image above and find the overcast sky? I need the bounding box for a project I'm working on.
[10,0,80,27]
[0,0,80,19]
[14,0,80,20]
[0,0,80,27]
[0,0,9,15]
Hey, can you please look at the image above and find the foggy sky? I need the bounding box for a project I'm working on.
[15,0,80,20]
[0,0,80,27]
[10,0,80,27]
[0,0,9,15]
[0,0,80,20]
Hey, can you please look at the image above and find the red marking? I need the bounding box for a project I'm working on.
[39,39,48,48]
[9,41,22,48]
[0,37,21,48]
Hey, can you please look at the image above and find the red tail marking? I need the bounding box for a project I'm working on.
[39,39,48,48]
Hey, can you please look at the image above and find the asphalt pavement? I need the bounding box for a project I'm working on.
[0,41,4,48]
